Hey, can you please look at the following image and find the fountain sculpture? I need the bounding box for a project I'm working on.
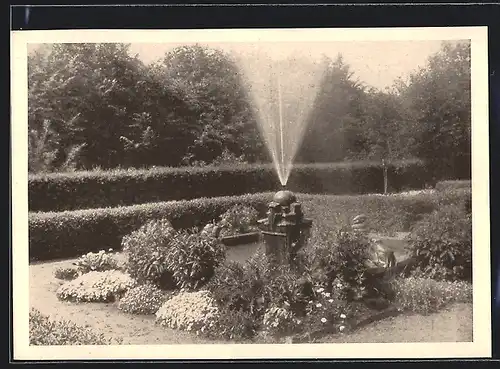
[257,189,313,266]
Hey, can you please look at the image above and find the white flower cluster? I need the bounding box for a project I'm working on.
[117,283,167,315]
[155,290,220,335]
[56,270,137,302]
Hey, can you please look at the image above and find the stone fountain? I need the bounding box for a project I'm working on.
[257,189,313,266]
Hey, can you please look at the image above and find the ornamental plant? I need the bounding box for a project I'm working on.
[165,229,226,290]
[117,283,168,315]
[406,204,472,281]
[29,308,120,345]
[56,270,136,303]
[155,290,220,335]
[121,218,177,289]
[53,266,79,281]
[390,277,472,315]
[216,204,259,237]
[73,249,119,274]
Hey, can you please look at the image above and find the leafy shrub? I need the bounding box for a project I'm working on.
[121,218,177,289]
[73,249,119,274]
[28,160,427,213]
[207,306,260,341]
[262,304,299,337]
[206,260,266,317]
[304,229,372,301]
[406,204,472,281]
[166,230,226,290]
[29,193,270,262]
[390,277,472,315]
[29,308,119,345]
[53,266,79,281]
[117,283,168,315]
[155,290,220,335]
[216,204,259,237]
[56,270,136,302]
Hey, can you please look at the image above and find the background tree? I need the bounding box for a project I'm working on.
[158,44,266,165]
[297,54,369,163]
[398,41,471,181]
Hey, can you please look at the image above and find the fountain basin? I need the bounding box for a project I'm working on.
[220,232,261,247]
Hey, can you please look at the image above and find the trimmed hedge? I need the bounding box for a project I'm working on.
[29,189,471,262]
[29,160,431,212]
[29,193,272,262]
[435,180,472,192]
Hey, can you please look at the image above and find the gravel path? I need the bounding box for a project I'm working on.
[30,258,472,345]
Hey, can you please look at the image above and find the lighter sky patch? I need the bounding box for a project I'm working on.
[128,40,446,90]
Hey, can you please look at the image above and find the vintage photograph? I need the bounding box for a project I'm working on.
[12,27,490,359]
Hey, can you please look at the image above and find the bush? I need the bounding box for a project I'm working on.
[117,284,168,315]
[406,204,472,281]
[165,230,226,290]
[304,229,371,301]
[206,260,266,317]
[72,249,120,274]
[216,204,259,237]
[121,218,177,289]
[390,277,472,315]
[155,290,220,335]
[29,308,119,345]
[56,270,136,302]
[29,160,429,212]
[53,267,79,281]
[29,193,270,262]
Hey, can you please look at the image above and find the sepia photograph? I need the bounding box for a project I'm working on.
[11,27,490,360]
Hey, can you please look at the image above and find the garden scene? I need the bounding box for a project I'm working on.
[28,40,473,345]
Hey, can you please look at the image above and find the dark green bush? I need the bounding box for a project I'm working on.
[303,229,372,301]
[166,230,226,290]
[216,204,259,237]
[406,204,472,281]
[121,218,177,289]
[53,266,79,281]
[29,193,271,262]
[29,308,120,345]
[29,160,430,212]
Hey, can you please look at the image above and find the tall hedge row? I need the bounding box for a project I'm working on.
[29,189,471,262]
[29,160,432,212]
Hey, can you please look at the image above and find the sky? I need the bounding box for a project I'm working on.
[127,40,446,90]
[28,40,448,90]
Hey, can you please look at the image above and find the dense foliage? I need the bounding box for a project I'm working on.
[29,41,471,184]
[390,277,472,315]
[405,203,472,281]
[29,308,119,345]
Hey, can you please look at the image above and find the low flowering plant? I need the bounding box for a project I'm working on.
[262,304,300,337]
[301,284,351,334]
[155,290,220,335]
[73,249,120,274]
[117,283,168,315]
[56,270,137,303]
